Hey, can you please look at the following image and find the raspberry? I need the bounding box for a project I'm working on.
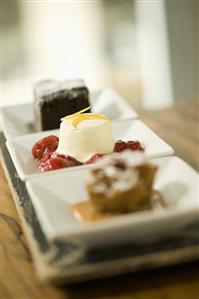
[38,153,82,172]
[113,140,128,152]
[32,135,59,160]
[126,140,144,151]
[39,153,53,169]
[114,140,144,153]
[85,153,107,164]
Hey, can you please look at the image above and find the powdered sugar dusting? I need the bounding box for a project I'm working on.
[34,79,85,98]
[95,150,147,170]
[88,151,146,197]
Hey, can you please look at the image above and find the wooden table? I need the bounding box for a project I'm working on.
[1,98,199,299]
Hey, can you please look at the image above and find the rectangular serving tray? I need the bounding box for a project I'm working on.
[1,132,199,284]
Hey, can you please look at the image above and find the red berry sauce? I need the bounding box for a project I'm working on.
[85,153,107,164]
[38,153,82,172]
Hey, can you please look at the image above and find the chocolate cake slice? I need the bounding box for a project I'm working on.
[33,79,90,131]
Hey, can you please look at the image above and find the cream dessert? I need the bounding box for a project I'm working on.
[56,108,115,162]
[31,107,144,172]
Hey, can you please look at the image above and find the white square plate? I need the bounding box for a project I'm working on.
[2,88,138,139]
[6,119,174,180]
[26,156,199,247]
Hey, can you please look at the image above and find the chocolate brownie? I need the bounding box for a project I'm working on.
[33,79,90,131]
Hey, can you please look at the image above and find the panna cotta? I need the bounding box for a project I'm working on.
[56,108,114,162]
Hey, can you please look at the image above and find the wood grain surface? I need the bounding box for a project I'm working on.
[1,98,199,299]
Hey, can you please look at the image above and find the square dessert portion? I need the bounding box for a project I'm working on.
[86,151,157,214]
[33,79,90,131]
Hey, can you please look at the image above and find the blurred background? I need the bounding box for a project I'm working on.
[1,0,199,109]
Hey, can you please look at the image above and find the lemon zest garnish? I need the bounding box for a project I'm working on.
[61,106,91,121]
[72,113,110,127]
[60,106,110,127]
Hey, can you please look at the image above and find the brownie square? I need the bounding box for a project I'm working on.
[33,79,90,131]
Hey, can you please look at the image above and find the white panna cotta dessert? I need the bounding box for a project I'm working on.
[56,107,114,162]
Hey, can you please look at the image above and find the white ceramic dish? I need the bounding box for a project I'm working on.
[6,119,174,180]
[2,88,138,139]
[26,156,199,247]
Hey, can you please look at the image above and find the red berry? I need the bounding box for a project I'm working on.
[114,140,144,153]
[38,153,82,172]
[32,135,59,160]
[39,153,53,169]
[126,140,144,151]
[85,153,107,164]
[113,140,128,152]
